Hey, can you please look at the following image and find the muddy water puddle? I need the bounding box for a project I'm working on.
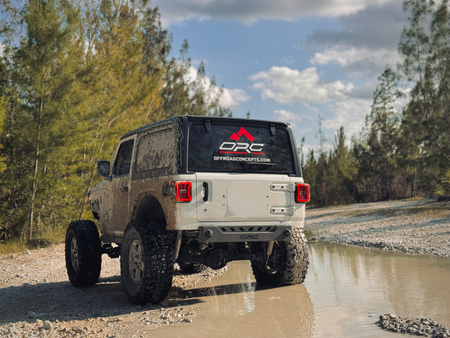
[159,242,450,337]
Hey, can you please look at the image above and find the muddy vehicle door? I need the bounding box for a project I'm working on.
[110,138,134,234]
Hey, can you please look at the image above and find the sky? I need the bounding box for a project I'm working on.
[152,0,408,152]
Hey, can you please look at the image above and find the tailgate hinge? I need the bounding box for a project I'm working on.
[270,206,297,215]
[270,182,296,192]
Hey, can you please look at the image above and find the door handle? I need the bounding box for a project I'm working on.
[203,182,209,202]
[120,187,129,193]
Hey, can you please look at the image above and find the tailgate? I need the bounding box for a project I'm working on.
[195,173,293,222]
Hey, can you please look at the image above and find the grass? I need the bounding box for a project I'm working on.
[0,225,66,256]
[0,239,29,256]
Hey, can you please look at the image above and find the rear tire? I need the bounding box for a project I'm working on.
[251,228,308,286]
[65,220,102,287]
[121,219,174,305]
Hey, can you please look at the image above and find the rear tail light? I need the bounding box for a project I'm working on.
[296,183,310,203]
[174,181,192,202]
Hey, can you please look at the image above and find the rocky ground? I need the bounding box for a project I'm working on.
[377,314,450,338]
[305,198,450,257]
[0,244,226,338]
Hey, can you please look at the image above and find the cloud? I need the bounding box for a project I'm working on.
[219,88,251,108]
[311,47,400,78]
[323,99,371,137]
[306,0,407,77]
[249,66,354,104]
[153,0,384,26]
[250,65,372,137]
[274,109,301,122]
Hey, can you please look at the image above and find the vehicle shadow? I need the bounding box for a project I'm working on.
[0,275,203,326]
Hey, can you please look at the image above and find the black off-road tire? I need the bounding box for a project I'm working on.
[121,219,174,305]
[179,262,208,274]
[65,220,102,287]
[251,228,308,286]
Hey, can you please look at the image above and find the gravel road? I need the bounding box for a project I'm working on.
[1,198,448,337]
[0,244,226,338]
[305,198,450,257]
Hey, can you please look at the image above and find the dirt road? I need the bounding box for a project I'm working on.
[0,244,226,337]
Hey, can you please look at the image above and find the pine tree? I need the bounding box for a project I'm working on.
[332,126,357,204]
[370,67,401,199]
[12,0,82,239]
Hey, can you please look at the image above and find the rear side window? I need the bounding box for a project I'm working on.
[188,124,294,173]
[136,128,176,172]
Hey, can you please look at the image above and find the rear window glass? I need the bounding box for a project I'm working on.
[188,124,294,173]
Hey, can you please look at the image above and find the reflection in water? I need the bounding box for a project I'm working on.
[163,242,450,338]
[165,261,315,338]
[306,242,450,337]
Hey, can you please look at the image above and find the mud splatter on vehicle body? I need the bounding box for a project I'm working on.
[66,116,310,304]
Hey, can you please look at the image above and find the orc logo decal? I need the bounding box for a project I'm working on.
[219,127,264,154]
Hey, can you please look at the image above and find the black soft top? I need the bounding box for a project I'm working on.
[121,115,291,140]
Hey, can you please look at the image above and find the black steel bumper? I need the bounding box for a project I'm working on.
[198,225,292,243]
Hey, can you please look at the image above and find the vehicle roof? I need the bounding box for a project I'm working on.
[120,115,291,140]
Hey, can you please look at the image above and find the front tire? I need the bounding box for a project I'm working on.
[251,228,308,286]
[65,220,102,287]
[121,219,174,305]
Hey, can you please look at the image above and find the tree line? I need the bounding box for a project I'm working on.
[301,0,450,207]
[0,0,231,243]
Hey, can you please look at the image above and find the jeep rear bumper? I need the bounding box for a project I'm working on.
[198,225,292,243]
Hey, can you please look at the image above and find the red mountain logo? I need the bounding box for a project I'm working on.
[219,127,264,154]
[229,127,255,143]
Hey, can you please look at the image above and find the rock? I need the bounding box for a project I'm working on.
[72,326,83,333]
[376,313,450,337]
[42,321,52,330]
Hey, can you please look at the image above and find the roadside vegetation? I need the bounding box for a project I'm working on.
[301,0,450,207]
[0,0,232,250]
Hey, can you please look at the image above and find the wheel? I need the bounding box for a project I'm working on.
[65,220,102,287]
[179,262,207,274]
[251,228,308,286]
[121,219,174,305]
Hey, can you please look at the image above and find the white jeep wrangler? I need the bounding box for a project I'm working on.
[65,116,310,305]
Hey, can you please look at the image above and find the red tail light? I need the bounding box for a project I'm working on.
[296,183,310,203]
[174,181,192,202]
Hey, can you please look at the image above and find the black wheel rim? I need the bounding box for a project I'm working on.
[129,239,144,284]
[70,237,79,272]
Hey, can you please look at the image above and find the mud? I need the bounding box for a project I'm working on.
[2,199,450,337]
[306,241,450,337]
[3,241,450,337]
